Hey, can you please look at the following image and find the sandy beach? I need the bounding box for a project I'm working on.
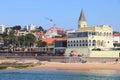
[1,58,120,72]
[26,61,120,72]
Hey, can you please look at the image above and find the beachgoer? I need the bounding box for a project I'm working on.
[115,59,118,64]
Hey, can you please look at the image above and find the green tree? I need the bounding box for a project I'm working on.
[18,35,25,47]
[8,30,15,45]
[2,33,9,46]
[25,33,36,47]
[12,25,21,30]
[36,40,47,47]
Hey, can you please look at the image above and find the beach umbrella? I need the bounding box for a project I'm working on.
[71,51,77,57]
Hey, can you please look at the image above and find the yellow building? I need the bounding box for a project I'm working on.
[65,9,118,57]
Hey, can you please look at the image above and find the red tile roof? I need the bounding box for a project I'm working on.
[47,27,66,32]
[42,38,67,44]
[113,33,120,36]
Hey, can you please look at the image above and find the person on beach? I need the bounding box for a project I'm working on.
[69,51,78,63]
[115,59,118,64]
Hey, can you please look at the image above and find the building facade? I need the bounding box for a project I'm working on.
[26,24,37,31]
[113,33,120,47]
[43,27,66,38]
[65,9,114,57]
[0,24,6,34]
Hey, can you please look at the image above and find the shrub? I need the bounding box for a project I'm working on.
[92,48,101,51]
[0,66,8,69]
[12,64,29,69]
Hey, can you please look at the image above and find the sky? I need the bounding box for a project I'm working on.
[0,0,120,31]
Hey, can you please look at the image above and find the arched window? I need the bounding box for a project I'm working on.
[74,40,75,43]
[67,41,70,43]
[74,44,75,46]
[80,44,81,46]
[76,40,78,43]
[79,40,81,44]
[85,40,88,46]
[83,44,85,46]
[109,33,111,36]
[82,40,84,43]
[92,40,96,46]
[68,44,70,47]
[100,32,102,36]
[71,41,72,43]
[82,40,85,46]
[104,32,106,36]
[77,44,78,46]
[89,40,91,46]
[107,32,108,36]
[97,40,100,46]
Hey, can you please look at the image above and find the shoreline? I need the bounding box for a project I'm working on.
[1,59,120,72]
[25,61,120,72]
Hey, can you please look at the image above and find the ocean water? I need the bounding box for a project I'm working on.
[0,69,120,80]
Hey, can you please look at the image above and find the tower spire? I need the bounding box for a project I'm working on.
[79,9,86,21]
[78,9,87,30]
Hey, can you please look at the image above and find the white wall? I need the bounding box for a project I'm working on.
[0,24,5,34]
[113,36,120,43]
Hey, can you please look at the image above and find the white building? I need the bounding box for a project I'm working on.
[66,29,76,34]
[14,30,29,36]
[113,33,120,47]
[65,9,114,57]
[26,24,37,31]
[0,24,6,34]
[43,27,66,38]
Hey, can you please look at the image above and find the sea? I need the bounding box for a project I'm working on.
[0,69,120,80]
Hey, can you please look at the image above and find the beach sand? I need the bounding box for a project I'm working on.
[1,58,120,72]
[27,61,120,72]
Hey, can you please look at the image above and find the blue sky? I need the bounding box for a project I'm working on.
[0,0,120,31]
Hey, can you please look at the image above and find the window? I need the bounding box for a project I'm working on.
[74,40,75,43]
[82,40,84,43]
[88,32,92,36]
[77,44,78,46]
[80,44,81,46]
[82,32,88,37]
[76,40,78,43]
[107,32,108,36]
[92,40,96,46]
[83,44,84,46]
[89,40,91,46]
[109,33,111,36]
[79,40,81,43]
[104,32,106,36]
[92,32,95,35]
[68,44,70,47]
[89,44,91,46]
[74,44,75,46]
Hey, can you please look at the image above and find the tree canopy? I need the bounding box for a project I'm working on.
[12,25,21,30]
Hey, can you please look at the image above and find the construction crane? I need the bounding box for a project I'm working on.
[45,18,55,27]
